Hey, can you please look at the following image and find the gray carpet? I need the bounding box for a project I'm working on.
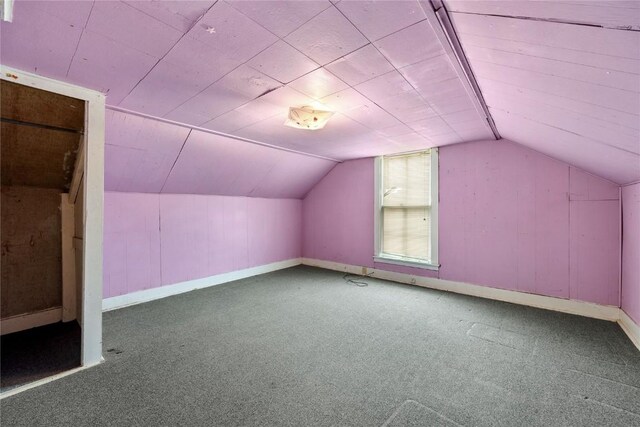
[1,266,639,426]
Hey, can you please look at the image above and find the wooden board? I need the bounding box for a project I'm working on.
[1,80,85,131]
[1,122,82,189]
[1,186,63,319]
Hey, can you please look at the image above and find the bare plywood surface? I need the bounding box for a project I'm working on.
[1,80,85,131]
[1,122,82,189]
[1,186,63,319]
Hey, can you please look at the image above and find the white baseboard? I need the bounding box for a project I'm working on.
[302,258,640,351]
[302,258,622,321]
[1,307,62,336]
[103,258,302,311]
[619,310,640,351]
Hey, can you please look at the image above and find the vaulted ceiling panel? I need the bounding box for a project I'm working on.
[374,21,444,69]
[87,1,184,57]
[0,1,91,79]
[226,0,331,38]
[186,2,279,58]
[165,65,282,125]
[284,7,368,65]
[5,0,635,189]
[67,30,159,105]
[104,109,337,198]
[447,0,640,30]
[1,0,494,165]
[335,0,426,41]
[123,1,217,33]
[447,1,640,183]
[246,40,318,84]
[105,110,190,193]
[288,68,349,99]
[161,129,337,198]
[324,44,395,86]
[120,37,242,117]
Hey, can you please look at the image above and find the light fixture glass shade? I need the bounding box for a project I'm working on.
[284,106,334,130]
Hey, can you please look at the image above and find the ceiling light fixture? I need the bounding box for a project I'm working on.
[284,106,334,131]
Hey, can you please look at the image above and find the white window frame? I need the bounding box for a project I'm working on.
[374,149,439,270]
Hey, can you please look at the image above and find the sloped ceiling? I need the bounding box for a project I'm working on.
[104,109,336,198]
[0,0,493,164]
[446,0,640,184]
[1,0,637,188]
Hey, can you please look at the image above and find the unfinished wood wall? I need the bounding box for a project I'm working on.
[1,187,63,317]
[0,80,84,320]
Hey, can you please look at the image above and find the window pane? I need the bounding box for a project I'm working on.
[382,151,430,207]
[382,206,431,261]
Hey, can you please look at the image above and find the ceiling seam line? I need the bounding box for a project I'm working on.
[159,129,192,193]
[119,1,220,105]
[161,36,283,118]
[491,107,640,156]
[461,43,640,77]
[455,29,640,61]
[106,105,341,163]
[331,6,454,142]
[475,74,640,117]
[120,1,195,33]
[162,0,343,120]
[481,89,640,134]
[450,10,640,32]
[65,0,95,77]
[470,58,640,94]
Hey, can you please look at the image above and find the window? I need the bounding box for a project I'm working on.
[374,149,438,270]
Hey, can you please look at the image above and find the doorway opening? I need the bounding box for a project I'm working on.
[0,71,104,394]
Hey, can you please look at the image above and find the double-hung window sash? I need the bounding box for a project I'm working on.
[381,151,432,262]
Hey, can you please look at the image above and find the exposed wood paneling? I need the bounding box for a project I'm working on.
[1,186,62,319]
[1,122,82,190]
[447,0,640,30]
[1,80,85,131]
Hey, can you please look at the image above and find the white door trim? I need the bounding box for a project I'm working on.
[1,65,106,366]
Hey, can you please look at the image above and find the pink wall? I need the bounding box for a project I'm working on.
[622,183,640,324]
[103,192,302,299]
[303,139,621,306]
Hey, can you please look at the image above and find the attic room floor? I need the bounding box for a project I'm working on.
[1,266,638,426]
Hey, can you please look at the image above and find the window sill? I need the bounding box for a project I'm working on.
[373,255,440,271]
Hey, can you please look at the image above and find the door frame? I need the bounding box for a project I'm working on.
[1,65,105,367]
